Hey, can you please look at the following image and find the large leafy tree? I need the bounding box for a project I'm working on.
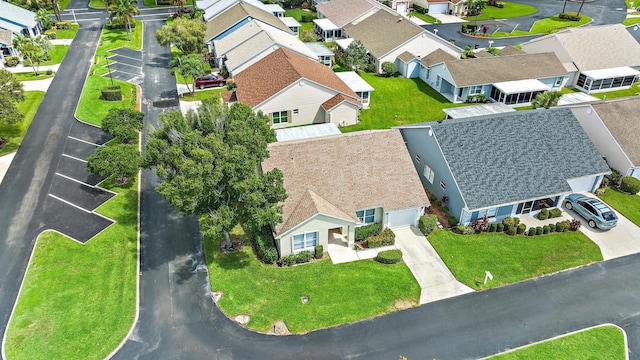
[87,144,141,184]
[532,90,563,109]
[156,17,206,55]
[342,39,368,73]
[13,36,50,75]
[143,100,287,250]
[101,108,145,144]
[35,8,54,30]
[0,70,25,147]
[169,53,205,95]
[108,0,140,41]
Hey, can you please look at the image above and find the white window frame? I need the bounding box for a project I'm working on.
[356,208,376,224]
[477,208,497,219]
[423,164,435,184]
[292,231,318,252]
[554,77,562,87]
[272,111,288,124]
[469,85,483,95]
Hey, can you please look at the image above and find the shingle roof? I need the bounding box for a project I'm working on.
[316,0,375,27]
[205,2,290,41]
[530,24,640,71]
[442,52,566,87]
[591,98,640,166]
[397,50,416,62]
[0,28,11,45]
[0,1,37,30]
[202,0,268,20]
[404,108,610,210]
[420,48,456,67]
[499,45,524,56]
[234,47,359,108]
[474,50,494,58]
[343,10,423,58]
[262,130,430,236]
[321,93,360,109]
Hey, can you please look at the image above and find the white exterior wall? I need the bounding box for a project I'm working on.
[428,3,449,13]
[255,80,341,127]
[377,35,459,73]
[278,214,355,257]
[325,102,359,126]
[567,176,602,193]
[385,206,424,228]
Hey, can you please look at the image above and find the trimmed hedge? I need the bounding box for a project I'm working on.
[517,223,526,234]
[367,228,395,248]
[549,208,562,218]
[44,29,57,39]
[253,229,278,264]
[447,216,458,227]
[559,12,582,21]
[4,56,19,67]
[418,214,438,236]
[314,245,323,259]
[376,249,403,264]
[105,22,137,30]
[56,21,72,29]
[101,85,122,101]
[355,223,382,242]
[295,250,313,264]
[536,208,549,220]
[455,224,475,235]
[621,176,640,194]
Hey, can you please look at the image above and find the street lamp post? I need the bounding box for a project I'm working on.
[104,55,114,87]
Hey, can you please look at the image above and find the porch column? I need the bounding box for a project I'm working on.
[347,225,355,247]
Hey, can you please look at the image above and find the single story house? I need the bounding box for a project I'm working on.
[420,52,568,104]
[261,130,430,256]
[212,19,316,76]
[521,24,640,94]
[312,18,342,42]
[335,71,374,109]
[398,108,610,225]
[280,16,301,36]
[0,0,41,63]
[0,28,16,66]
[316,0,392,31]
[572,98,640,180]
[224,48,362,128]
[412,0,468,15]
[305,42,333,66]
[264,3,285,17]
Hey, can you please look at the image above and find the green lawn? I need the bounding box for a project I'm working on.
[180,88,226,101]
[59,0,71,10]
[56,23,80,39]
[409,11,439,23]
[76,20,142,125]
[0,91,45,156]
[488,325,625,359]
[600,187,640,227]
[204,228,420,333]
[593,82,640,100]
[23,45,70,66]
[5,177,138,359]
[340,72,469,132]
[464,2,537,21]
[11,72,55,81]
[491,13,591,37]
[284,7,317,21]
[623,16,640,25]
[428,230,602,290]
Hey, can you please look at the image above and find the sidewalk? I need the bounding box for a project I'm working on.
[21,77,54,92]
[0,152,16,185]
[3,64,61,73]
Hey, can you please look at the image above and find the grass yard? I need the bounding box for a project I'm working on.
[204,229,420,333]
[593,82,640,99]
[180,88,225,101]
[623,16,640,25]
[5,177,138,359]
[600,187,640,227]
[464,2,537,21]
[428,229,602,290]
[488,325,625,359]
[284,7,317,21]
[0,91,45,156]
[23,45,70,66]
[11,72,55,81]
[409,11,439,23]
[56,23,80,39]
[340,72,469,132]
[491,13,591,37]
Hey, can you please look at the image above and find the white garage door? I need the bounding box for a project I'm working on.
[396,2,407,13]
[387,208,420,228]
[567,176,599,193]
[428,3,448,14]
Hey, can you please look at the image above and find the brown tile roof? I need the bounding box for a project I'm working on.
[420,48,457,67]
[234,48,359,108]
[205,2,290,42]
[443,52,567,87]
[321,93,360,110]
[397,50,416,63]
[262,130,430,236]
[591,98,640,166]
[316,0,374,28]
[344,10,423,58]
[221,90,236,103]
[499,45,525,56]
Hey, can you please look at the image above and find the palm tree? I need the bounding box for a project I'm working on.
[35,8,54,30]
[532,90,563,109]
[108,0,140,41]
[170,54,205,95]
[576,0,586,17]
[562,0,568,14]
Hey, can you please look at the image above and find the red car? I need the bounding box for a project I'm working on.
[195,74,226,89]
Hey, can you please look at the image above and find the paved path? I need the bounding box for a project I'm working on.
[394,226,474,304]
[20,78,53,92]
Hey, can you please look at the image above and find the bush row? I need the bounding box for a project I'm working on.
[253,228,279,264]
[376,249,403,264]
[528,219,581,236]
[535,207,562,220]
[56,21,72,29]
[412,4,428,14]
[355,223,382,242]
[101,85,122,101]
[277,246,323,267]
[367,228,396,248]
[418,214,438,236]
[4,56,19,67]
[458,216,580,236]
[559,12,582,21]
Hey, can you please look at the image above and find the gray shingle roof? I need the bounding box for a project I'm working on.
[0,1,37,30]
[427,108,609,210]
[0,28,11,45]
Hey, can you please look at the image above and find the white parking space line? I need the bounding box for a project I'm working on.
[107,53,142,61]
[62,153,88,163]
[55,173,118,195]
[68,136,103,147]
[48,194,92,213]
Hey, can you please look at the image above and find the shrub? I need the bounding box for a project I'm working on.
[556,222,565,232]
[620,176,640,194]
[4,56,19,67]
[413,4,428,14]
[455,224,475,235]
[355,223,382,242]
[314,245,323,259]
[364,63,376,73]
[489,223,497,232]
[543,225,550,234]
[536,226,543,235]
[101,85,122,101]
[502,217,515,227]
[376,249,403,264]
[549,208,562,218]
[301,14,313,22]
[549,223,556,232]
[105,22,137,30]
[44,29,57,39]
[381,61,396,77]
[536,208,549,220]
[428,193,437,202]
[101,108,145,143]
[418,214,438,236]
[447,216,458,227]
[278,255,296,267]
[46,69,53,75]
[570,219,582,231]
[513,217,520,226]
[435,200,442,207]
[56,21,72,29]
[496,223,504,232]
[253,228,278,264]
[300,29,320,42]
[295,250,313,264]
[505,225,517,236]
[461,23,478,33]
[517,223,526,235]
[442,206,449,213]
[559,12,582,21]
[528,227,536,236]
[367,228,396,248]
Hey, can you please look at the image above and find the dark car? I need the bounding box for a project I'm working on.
[564,194,618,229]
[195,74,226,89]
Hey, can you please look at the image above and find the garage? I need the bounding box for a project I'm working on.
[428,3,449,14]
[396,2,408,14]
[567,176,601,193]
[387,207,422,228]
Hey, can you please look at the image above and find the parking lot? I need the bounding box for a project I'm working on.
[104,47,143,84]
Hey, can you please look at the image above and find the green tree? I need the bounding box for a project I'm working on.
[143,100,287,250]
[381,61,396,77]
[155,17,206,55]
[576,0,586,17]
[87,144,141,184]
[0,70,25,147]
[13,36,49,75]
[35,8,54,30]
[532,90,563,109]
[170,53,205,95]
[172,0,185,11]
[342,40,368,73]
[190,6,205,20]
[108,0,140,41]
[101,108,145,144]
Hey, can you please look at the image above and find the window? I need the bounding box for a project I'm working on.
[576,74,587,88]
[440,181,446,190]
[293,231,318,251]
[357,91,369,104]
[356,208,376,224]
[423,164,435,184]
[415,154,421,162]
[292,109,299,115]
[554,77,563,87]
[272,111,288,124]
[469,85,483,95]
[477,208,497,219]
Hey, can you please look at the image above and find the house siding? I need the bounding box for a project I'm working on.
[278,214,355,257]
[325,101,359,126]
